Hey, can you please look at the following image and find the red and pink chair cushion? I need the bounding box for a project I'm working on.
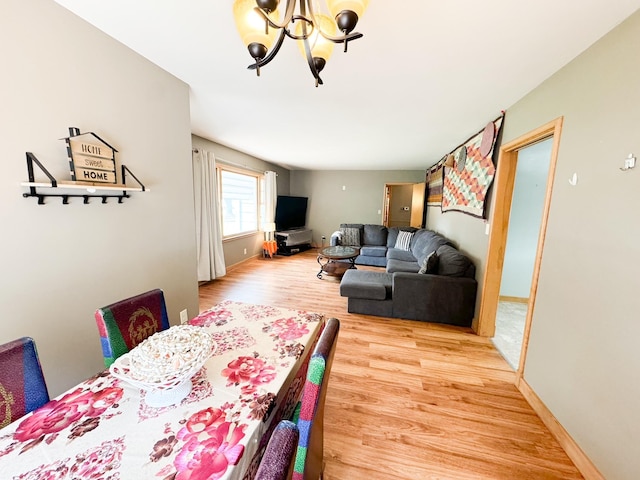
[292,317,340,480]
[0,337,49,428]
[94,289,170,367]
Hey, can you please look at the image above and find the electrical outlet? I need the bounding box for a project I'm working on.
[243,248,247,255]
[180,309,188,324]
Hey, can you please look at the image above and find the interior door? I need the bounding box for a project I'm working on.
[410,183,425,227]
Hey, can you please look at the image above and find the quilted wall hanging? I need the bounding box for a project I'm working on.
[425,161,445,206]
[441,114,504,218]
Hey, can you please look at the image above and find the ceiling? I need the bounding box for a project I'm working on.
[54,0,640,171]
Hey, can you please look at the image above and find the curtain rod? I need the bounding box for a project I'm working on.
[192,148,276,176]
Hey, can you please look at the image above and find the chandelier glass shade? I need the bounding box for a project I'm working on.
[232,0,369,86]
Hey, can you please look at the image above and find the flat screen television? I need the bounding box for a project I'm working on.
[275,195,308,231]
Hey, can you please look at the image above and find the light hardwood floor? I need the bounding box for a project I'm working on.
[199,250,583,479]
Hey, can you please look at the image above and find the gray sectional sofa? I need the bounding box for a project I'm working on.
[332,224,477,327]
[330,223,389,267]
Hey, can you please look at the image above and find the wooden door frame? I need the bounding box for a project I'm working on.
[476,117,563,381]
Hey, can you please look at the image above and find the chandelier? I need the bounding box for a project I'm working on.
[233,0,369,87]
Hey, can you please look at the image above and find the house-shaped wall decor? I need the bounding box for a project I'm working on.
[64,127,118,184]
[21,127,146,204]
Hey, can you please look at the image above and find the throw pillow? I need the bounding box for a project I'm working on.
[340,227,361,247]
[394,230,414,251]
[418,251,439,274]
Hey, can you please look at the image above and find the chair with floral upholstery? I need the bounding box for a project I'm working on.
[94,288,170,367]
[0,337,50,428]
[255,420,299,480]
[292,317,340,480]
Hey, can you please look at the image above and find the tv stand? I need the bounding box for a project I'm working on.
[275,228,312,256]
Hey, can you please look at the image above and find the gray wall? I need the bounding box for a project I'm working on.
[429,11,640,479]
[290,170,425,245]
[1,0,199,397]
[500,138,553,298]
[191,136,291,268]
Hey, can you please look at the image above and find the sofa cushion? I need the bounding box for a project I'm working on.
[418,251,439,274]
[386,258,420,273]
[436,245,474,277]
[395,231,414,250]
[387,248,417,262]
[340,270,392,300]
[355,255,387,267]
[386,227,418,248]
[340,226,361,247]
[363,224,387,246]
[360,245,387,257]
[411,230,451,265]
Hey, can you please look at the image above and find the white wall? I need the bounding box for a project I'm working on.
[500,138,552,298]
[1,0,199,396]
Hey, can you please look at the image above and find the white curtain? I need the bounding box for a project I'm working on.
[193,149,226,281]
[263,171,278,240]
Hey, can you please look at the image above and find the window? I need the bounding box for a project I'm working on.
[218,167,261,238]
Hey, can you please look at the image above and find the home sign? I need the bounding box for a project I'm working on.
[64,127,118,184]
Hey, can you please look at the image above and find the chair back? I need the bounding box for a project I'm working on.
[255,420,299,480]
[0,337,49,428]
[292,317,340,480]
[94,288,170,367]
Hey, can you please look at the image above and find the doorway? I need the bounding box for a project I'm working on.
[491,137,553,369]
[383,183,425,228]
[476,118,563,382]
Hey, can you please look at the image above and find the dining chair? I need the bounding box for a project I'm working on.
[94,288,170,367]
[255,420,299,480]
[0,337,50,428]
[292,317,340,480]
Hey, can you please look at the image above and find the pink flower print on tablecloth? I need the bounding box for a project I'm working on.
[68,436,125,479]
[179,407,226,437]
[14,437,124,480]
[238,304,281,321]
[13,385,123,449]
[209,327,256,357]
[298,311,324,324]
[190,306,233,327]
[174,421,246,480]
[270,317,309,341]
[13,458,70,480]
[221,356,277,388]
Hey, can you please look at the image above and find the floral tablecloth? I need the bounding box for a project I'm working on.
[0,300,324,480]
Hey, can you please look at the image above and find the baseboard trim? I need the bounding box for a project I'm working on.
[517,378,604,479]
[498,295,529,303]
[226,254,261,271]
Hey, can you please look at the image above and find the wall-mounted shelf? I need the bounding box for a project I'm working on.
[22,152,147,204]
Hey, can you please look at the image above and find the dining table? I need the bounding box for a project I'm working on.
[0,300,325,480]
